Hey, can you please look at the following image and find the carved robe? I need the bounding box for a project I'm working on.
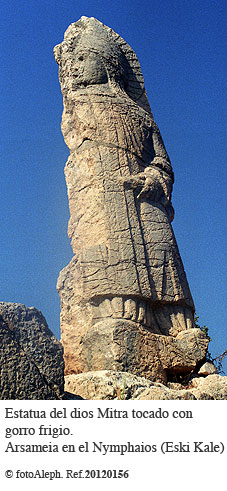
[62,86,193,309]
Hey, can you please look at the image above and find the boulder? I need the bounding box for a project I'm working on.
[63,321,209,384]
[187,374,227,400]
[0,302,64,399]
[197,361,217,376]
[65,370,152,400]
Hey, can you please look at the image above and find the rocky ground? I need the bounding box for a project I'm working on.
[64,369,227,400]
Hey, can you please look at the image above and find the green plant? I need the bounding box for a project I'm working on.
[118,380,127,400]
[194,314,210,340]
[194,314,226,374]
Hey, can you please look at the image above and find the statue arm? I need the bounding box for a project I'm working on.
[121,118,174,219]
[122,164,174,221]
[151,120,174,182]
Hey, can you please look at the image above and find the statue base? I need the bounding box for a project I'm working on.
[61,318,209,384]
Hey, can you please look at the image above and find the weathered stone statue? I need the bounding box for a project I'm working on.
[54,17,208,382]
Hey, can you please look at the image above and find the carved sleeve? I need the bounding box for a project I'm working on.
[151,120,174,182]
[122,164,174,221]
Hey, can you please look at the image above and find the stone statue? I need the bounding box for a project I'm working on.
[54,17,207,382]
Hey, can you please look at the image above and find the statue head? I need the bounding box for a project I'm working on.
[54,17,151,113]
[54,18,129,91]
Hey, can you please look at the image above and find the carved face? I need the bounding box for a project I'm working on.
[71,48,108,88]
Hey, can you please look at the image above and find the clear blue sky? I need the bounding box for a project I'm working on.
[1,0,226,372]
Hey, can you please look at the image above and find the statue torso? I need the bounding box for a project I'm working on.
[62,86,156,165]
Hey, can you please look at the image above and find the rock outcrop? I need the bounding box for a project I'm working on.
[61,322,208,383]
[54,17,208,380]
[0,302,64,399]
[65,370,227,400]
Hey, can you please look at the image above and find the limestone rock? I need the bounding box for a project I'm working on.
[133,387,196,400]
[65,370,227,400]
[63,321,208,383]
[197,361,217,376]
[187,375,227,400]
[134,374,227,400]
[65,370,153,400]
[54,17,205,378]
[0,302,64,399]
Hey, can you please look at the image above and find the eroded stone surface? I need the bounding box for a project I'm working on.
[187,374,227,400]
[0,302,64,399]
[63,324,208,383]
[54,17,202,378]
[65,370,227,400]
[65,370,152,400]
